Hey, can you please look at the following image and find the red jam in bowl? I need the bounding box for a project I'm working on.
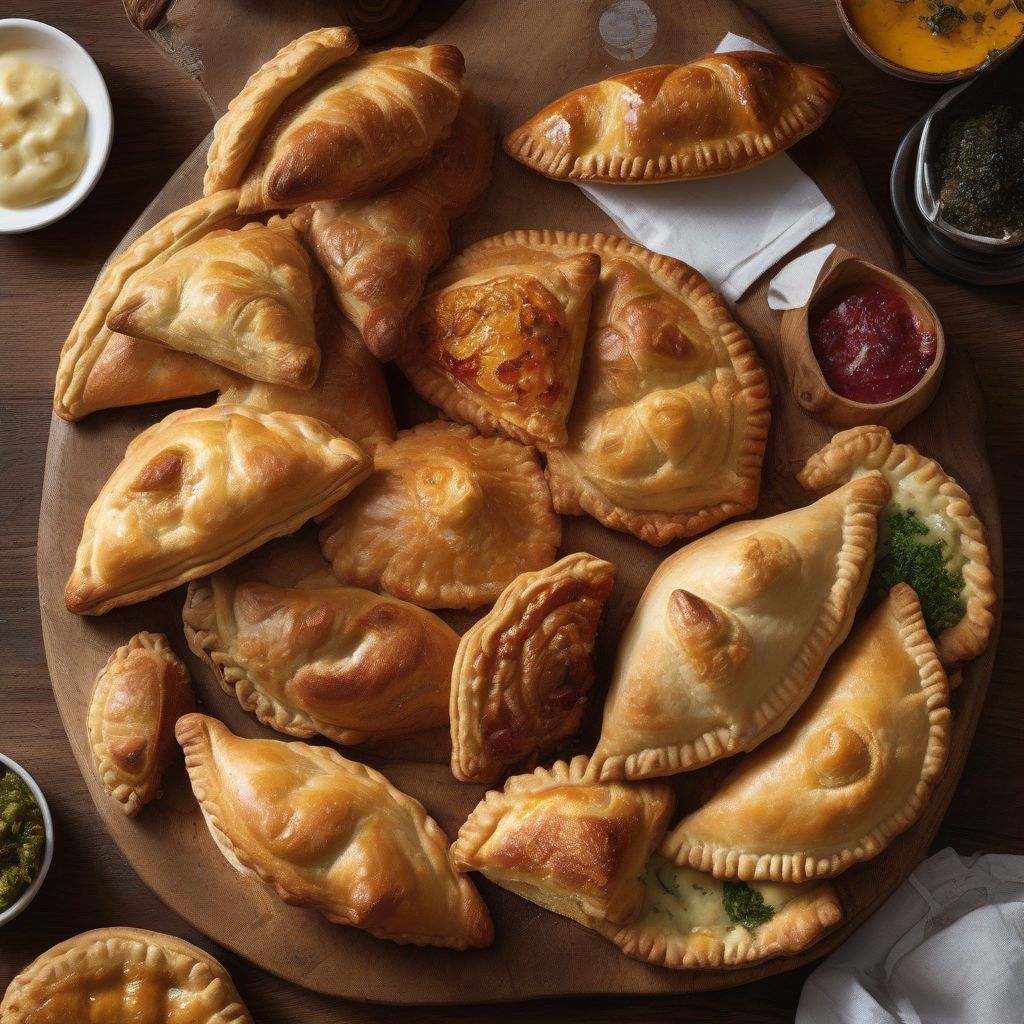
[809,283,937,404]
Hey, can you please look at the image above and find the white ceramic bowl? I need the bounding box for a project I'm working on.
[0,753,54,927]
[0,19,113,234]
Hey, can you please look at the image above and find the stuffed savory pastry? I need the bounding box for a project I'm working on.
[176,714,493,949]
[663,585,951,881]
[65,406,371,615]
[204,27,465,213]
[505,51,840,183]
[593,475,890,780]
[450,553,616,784]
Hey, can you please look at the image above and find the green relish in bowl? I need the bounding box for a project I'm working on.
[0,766,45,911]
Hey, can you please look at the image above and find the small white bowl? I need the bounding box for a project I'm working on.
[0,19,113,234]
[0,753,54,927]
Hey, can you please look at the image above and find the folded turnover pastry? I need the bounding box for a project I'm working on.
[86,631,195,816]
[0,927,253,1024]
[663,585,951,882]
[319,421,561,609]
[504,51,840,183]
[203,27,465,213]
[592,475,890,780]
[176,714,493,949]
[798,425,995,665]
[450,552,616,784]
[65,405,371,615]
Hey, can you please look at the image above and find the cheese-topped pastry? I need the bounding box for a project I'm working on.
[0,926,252,1024]
[593,475,890,780]
[504,51,840,183]
[176,714,493,949]
[397,243,600,447]
[663,585,951,881]
[452,757,674,926]
[65,405,371,616]
[319,421,560,609]
[450,553,616,784]
[204,28,465,213]
[87,632,195,817]
[798,425,996,665]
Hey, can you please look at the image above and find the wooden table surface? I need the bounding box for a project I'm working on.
[1,1,1020,1020]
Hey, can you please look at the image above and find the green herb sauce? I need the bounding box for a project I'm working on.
[722,880,775,931]
[0,768,45,911]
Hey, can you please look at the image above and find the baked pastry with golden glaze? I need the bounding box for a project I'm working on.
[87,632,195,816]
[319,421,560,609]
[204,28,465,213]
[592,475,890,780]
[450,552,616,784]
[65,405,371,616]
[0,926,252,1024]
[798,425,995,665]
[452,757,674,926]
[504,51,840,183]
[663,585,951,882]
[176,714,493,949]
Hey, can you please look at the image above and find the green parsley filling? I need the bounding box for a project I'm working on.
[722,880,775,931]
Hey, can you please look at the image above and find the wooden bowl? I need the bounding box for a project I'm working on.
[780,246,945,431]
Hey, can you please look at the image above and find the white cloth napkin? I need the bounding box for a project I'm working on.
[797,848,1024,1024]
[767,243,836,309]
[577,32,835,303]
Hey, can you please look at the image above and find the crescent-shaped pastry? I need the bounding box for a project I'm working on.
[183,566,457,744]
[176,714,493,949]
[450,552,616,784]
[319,421,561,609]
[452,757,674,927]
[596,854,843,969]
[86,631,195,816]
[504,51,840,183]
[798,425,996,665]
[662,585,951,882]
[592,475,890,780]
[65,405,371,616]
[204,28,465,213]
[0,927,252,1024]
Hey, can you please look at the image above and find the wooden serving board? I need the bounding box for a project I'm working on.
[36,0,1002,1005]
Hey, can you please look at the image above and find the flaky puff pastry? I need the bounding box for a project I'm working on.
[87,632,195,817]
[453,757,674,927]
[798,426,995,665]
[204,27,465,213]
[176,714,493,949]
[397,244,600,448]
[184,566,457,744]
[593,476,890,781]
[504,51,839,183]
[319,421,560,610]
[450,553,616,784]
[65,405,371,616]
[0,927,253,1024]
[663,585,951,882]
[596,855,842,970]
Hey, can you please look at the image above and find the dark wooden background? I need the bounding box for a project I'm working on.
[1,1,1020,1020]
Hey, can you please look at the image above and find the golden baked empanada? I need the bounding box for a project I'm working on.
[184,565,457,744]
[397,243,600,447]
[597,854,842,969]
[452,757,674,926]
[65,405,371,616]
[504,51,840,183]
[204,28,465,213]
[663,585,951,881]
[450,552,616,784]
[319,421,560,609]
[87,632,195,816]
[0,927,253,1024]
[107,219,320,389]
[176,714,493,949]
[593,475,890,780]
[798,425,996,665]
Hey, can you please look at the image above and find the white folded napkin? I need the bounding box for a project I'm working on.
[577,32,835,303]
[767,243,837,310]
